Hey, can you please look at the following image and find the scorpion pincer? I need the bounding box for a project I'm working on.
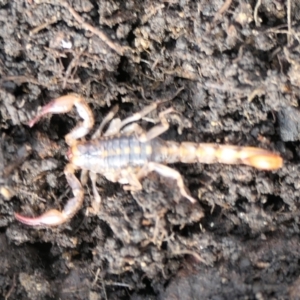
[15,94,283,226]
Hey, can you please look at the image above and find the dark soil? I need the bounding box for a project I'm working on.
[0,1,300,299]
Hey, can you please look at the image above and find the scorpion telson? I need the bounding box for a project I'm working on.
[15,94,283,226]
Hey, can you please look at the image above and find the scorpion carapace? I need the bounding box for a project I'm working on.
[15,94,283,226]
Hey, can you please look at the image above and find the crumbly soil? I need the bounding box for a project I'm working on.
[1,1,300,299]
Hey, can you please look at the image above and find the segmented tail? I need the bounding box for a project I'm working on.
[162,142,283,170]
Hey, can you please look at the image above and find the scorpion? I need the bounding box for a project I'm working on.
[15,94,283,226]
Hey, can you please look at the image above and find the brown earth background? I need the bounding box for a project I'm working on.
[1,0,300,299]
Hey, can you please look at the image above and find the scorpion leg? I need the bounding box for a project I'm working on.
[92,105,119,139]
[120,169,143,191]
[86,171,102,215]
[94,102,150,138]
[119,102,160,127]
[101,168,143,193]
[97,100,182,139]
[15,164,84,226]
[115,163,196,204]
[103,118,122,136]
[116,86,185,131]
[136,162,196,203]
[28,94,94,146]
[92,102,159,139]
[137,108,173,142]
[109,101,165,134]
[120,108,175,142]
[121,123,145,135]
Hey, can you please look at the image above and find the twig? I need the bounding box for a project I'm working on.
[38,0,128,55]
[92,268,108,300]
[92,268,100,286]
[0,75,48,87]
[62,50,83,89]
[5,274,16,300]
[29,15,59,36]
[254,0,262,27]
[287,0,292,45]
[101,277,108,300]
[171,249,206,264]
[59,1,127,56]
[16,188,47,203]
[204,81,247,94]
[104,281,133,289]
[213,0,233,22]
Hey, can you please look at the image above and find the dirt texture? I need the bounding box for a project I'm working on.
[0,0,300,299]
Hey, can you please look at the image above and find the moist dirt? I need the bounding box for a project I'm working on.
[1,1,300,299]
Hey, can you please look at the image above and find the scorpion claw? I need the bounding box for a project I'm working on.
[14,209,68,226]
[28,102,56,127]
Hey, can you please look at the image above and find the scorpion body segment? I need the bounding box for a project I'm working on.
[69,135,155,171]
[15,94,283,226]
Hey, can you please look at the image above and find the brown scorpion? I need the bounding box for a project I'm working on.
[15,94,283,226]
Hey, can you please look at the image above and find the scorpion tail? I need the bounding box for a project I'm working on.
[165,142,283,171]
